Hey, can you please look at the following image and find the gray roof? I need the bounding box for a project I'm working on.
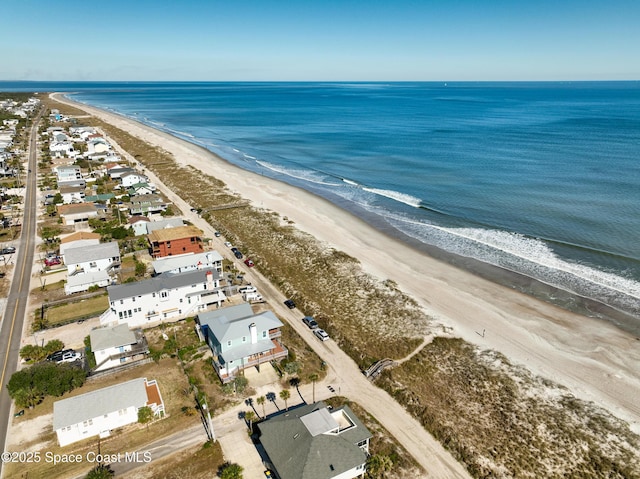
[152,251,223,275]
[146,218,184,233]
[199,305,283,363]
[65,241,120,265]
[66,270,110,288]
[90,324,136,351]
[53,378,149,430]
[108,267,219,301]
[259,402,372,479]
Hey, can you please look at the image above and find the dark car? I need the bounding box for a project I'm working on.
[284,299,296,309]
[302,316,319,329]
[1,246,16,254]
[234,250,243,259]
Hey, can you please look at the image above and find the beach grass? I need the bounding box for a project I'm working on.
[45,96,640,478]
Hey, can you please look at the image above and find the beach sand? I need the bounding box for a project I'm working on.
[52,93,640,435]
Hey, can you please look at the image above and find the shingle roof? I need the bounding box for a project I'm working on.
[90,324,136,351]
[53,378,150,430]
[152,251,223,274]
[146,218,184,233]
[60,231,101,244]
[57,203,97,216]
[107,267,219,302]
[65,241,119,265]
[259,402,372,479]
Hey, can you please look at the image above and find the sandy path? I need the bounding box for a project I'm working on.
[52,94,640,440]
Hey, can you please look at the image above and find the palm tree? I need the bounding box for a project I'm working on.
[308,373,319,403]
[244,410,256,432]
[256,395,266,418]
[366,454,393,478]
[279,388,291,410]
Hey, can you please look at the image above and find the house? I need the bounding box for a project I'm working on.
[100,267,225,327]
[258,402,372,479]
[127,182,156,197]
[129,194,167,215]
[57,203,99,227]
[148,225,204,258]
[107,166,136,179]
[197,303,288,383]
[152,251,223,276]
[65,270,112,295]
[145,218,184,235]
[89,324,149,372]
[120,172,149,188]
[59,185,86,204]
[49,141,76,158]
[86,137,111,155]
[65,241,120,276]
[128,215,151,236]
[59,231,101,260]
[55,165,82,183]
[53,378,164,447]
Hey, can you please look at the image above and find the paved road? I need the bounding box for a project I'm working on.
[0,107,42,477]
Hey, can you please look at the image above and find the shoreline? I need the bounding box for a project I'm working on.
[52,93,640,434]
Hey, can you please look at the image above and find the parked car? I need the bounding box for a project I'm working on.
[214,231,221,237]
[44,256,61,266]
[1,246,16,254]
[244,258,254,267]
[284,299,296,309]
[239,285,257,294]
[234,250,243,259]
[302,316,319,329]
[314,329,330,342]
[224,242,232,248]
[59,350,82,363]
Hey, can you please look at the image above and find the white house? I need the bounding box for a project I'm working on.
[65,270,112,295]
[90,324,148,372]
[120,172,149,188]
[198,303,287,383]
[49,142,77,158]
[100,267,226,327]
[65,241,120,276]
[55,165,82,183]
[57,203,99,227]
[152,251,223,276]
[53,378,164,447]
[127,182,156,197]
[87,138,111,155]
[59,185,86,204]
[59,231,101,261]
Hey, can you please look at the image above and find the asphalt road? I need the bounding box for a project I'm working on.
[0,107,42,476]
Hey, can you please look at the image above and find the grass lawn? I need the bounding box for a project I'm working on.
[46,294,109,325]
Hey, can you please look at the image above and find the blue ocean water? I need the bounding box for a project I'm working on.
[4,81,640,319]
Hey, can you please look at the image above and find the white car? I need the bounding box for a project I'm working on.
[224,242,232,248]
[314,329,330,342]
[59,351,82,363]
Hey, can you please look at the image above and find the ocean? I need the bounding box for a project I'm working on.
[4,81,640,327]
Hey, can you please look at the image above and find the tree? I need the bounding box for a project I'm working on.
[244,410,256,432]
[365,454,393,478]
[279,389,291,411]
[308,373,319,403]
[7,362,86,408]
[138,406,154,428]
[256,396,266,418]
[85,464,114,479]
[220,462,243,479]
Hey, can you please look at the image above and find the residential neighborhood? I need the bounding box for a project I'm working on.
[0,99,387,479]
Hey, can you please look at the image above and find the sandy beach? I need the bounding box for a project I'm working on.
[52,93,640,435]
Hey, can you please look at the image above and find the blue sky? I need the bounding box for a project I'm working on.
[1,0,639,81]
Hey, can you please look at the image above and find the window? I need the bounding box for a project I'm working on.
[227,340,231,346]
[161,291,169,299]
[89,261,97,268]
[242,336,246,343]
[262,331,267,338]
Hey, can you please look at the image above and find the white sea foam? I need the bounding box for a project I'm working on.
[256,161,342,186]
[243,154,257,160]
[362,187,422,208]
[342,178,360,186]
[373,212,640,313]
